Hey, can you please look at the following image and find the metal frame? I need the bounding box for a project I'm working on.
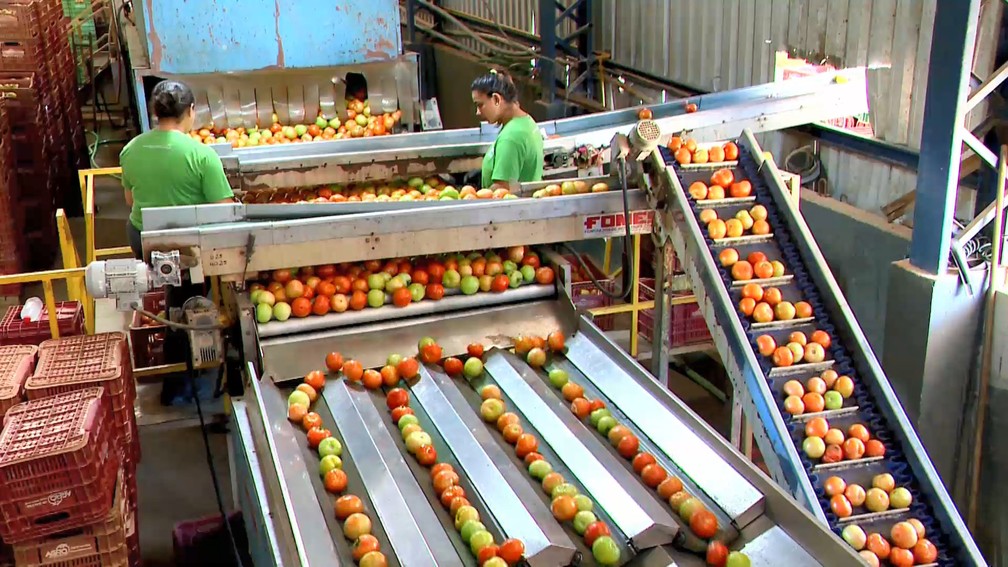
[539,0,594,112]
[910,0,987,275]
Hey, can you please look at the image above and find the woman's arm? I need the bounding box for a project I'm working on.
[123,188,134,207]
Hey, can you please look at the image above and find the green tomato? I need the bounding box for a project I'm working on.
[591,536,621,566]
[367,289,386,308]
[589,408,612,427]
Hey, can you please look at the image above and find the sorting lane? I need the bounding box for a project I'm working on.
[323,381,460,566]
[560,333,765,528]
[484,350,679,549]
[411,365,577,567]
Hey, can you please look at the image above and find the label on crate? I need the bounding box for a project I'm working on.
[582,210,654,237]
[42,537,99,562]
[20,488,74,514]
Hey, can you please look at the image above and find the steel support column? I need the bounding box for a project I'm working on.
[909,0,983,274]
[538,0,594,117]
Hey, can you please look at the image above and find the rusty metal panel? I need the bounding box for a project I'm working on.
[137,0,401,74]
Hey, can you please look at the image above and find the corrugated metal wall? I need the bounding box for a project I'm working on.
[437,0,1002,214]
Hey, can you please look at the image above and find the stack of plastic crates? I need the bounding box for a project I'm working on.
[0,388,120,543]
[24,333,139,502]
[0,301,84,346]
[0,0,86,251]
[0,106,20,296]
[11,467,137,566]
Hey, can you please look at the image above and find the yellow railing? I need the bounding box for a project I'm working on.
[76,167,133,334]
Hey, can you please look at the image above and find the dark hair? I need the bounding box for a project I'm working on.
[151,80,195,119]
[471,70,518,103]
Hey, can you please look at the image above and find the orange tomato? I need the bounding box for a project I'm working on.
[689,509,719,539]
[498,539,525,564]
[324,468,348,494]
[306,369,326,389]
[302,412,322,431]
[343,360,364,382]
[723,142,739,160]
[362,369,383,390]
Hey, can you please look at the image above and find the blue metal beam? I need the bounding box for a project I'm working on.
[909,0,983,274]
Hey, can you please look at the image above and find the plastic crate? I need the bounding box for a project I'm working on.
[0,387,120,542]
[129,291,176,371]
[571,279,617,330]
[638,279,712,348]
[0,2,49,41]
[172,512,249,567]
[0,344,35,420]
[11,467,133,567]
[0,301,83,346]
[26,333,136,452]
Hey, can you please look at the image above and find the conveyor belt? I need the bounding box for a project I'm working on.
[652,131,985,565]
[235,299,861,566]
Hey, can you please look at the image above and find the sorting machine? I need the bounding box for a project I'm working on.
[92,68,982,565]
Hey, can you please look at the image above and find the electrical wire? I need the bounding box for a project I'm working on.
[136,309,223,332]
[180,329,244,567]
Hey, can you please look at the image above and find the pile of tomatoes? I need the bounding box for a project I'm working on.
[249,248,557,324]
[189,100,404,148]
[669,137,739,166]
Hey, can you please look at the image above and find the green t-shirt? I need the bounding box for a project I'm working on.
[120,129,234,230]
[481,115,544,188]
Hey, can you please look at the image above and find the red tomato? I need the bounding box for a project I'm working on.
[397,357,420,379]
[392,287,412,307]
[390,406,414,423]
[491,275,510,292]
[425,283,445,300]
[386,388,409,410]
[521,253,540,269]
[411,269,429,286]
[443,357,464,376]
[306,427,331,449]
[476,545,499,565]
[534,267,555,284]
[706,541,728,567]
[427,262,445,281]
[305,369,326,389]
[415,444,437,466]
[324,354,344,373]
[324,469,348,494]
[467,343,485,358]
[689,509,719,539]
[583,521,611,547]
[498,539,525,564]
[420,343,443,364]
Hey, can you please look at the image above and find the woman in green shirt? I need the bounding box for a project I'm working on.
[120,80,235,259]
[471,71,544,191]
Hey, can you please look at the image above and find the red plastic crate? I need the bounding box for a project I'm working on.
[0,344,35,420]
[129,291,177,372]
[11,467,134,567]
[571,279,617,330]
[26,333,136,452]
[0,387,120,542]
[0,301,83,346]
[638,279,712,348]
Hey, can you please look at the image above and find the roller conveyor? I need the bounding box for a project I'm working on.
[648,131,985,565]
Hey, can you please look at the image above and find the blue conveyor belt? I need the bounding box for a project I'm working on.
[657,144,982,566]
